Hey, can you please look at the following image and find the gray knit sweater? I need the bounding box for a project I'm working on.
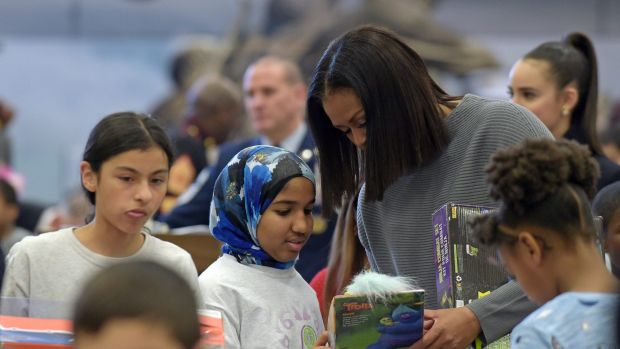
[358,94,552,342]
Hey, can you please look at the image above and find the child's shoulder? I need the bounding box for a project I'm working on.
[462,94,526,117]
[199,255,311,289]
[198,255,248,299]
[143,234,194,262]
[520,292,617,329]
[8,227,73,255]
[514,292,618,347]
[199,255,244,281]
[198,255,291,286]
[457,94,545,132]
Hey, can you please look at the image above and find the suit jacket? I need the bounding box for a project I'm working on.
[162,128,334,282]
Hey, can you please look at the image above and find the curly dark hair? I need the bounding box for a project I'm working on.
[474,138,600,246]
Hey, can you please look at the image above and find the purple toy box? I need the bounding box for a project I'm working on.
[432,203,510,309]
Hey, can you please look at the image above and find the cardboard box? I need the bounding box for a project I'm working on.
[433,203,509,309]
[433,203,511,349]
[327,290,424,349]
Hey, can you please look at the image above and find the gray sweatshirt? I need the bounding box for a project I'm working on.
[199,254,324,349]
[1,227,201,318]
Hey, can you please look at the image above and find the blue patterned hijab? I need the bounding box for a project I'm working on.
[209,145,315,269]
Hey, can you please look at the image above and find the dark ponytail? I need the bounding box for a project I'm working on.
[525,32,601,155]
[564,33,600,155]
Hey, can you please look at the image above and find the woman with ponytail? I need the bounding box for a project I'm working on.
[509,32,620,190]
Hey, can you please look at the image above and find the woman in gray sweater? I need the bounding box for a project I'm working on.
[307,25,552,348]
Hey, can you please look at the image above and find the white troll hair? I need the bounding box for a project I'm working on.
[344,270,418,305]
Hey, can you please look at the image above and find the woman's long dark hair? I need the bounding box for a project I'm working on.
[322,191,366,323]
[307,25,456,213]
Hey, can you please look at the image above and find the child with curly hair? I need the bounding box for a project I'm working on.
[472,138,618,348]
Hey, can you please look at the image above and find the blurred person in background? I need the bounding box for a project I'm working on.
[151,47,214,133]
[600,126,620,166]
[0,178,31,255]
[150,47,217,218]
[592,181,620,277]
[509,32,620,190]
[0,98,47,238]
[182,75,246,163]
[160,75,246,215]
[0,97,15,166]
[34,186,93,234]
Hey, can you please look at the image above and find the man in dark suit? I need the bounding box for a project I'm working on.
[161,56,334,282]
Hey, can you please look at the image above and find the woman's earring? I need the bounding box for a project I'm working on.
[562,106,570,116]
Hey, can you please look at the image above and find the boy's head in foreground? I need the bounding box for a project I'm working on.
[73,261,200,349]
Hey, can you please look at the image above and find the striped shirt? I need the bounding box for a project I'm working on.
[358,94,553,342]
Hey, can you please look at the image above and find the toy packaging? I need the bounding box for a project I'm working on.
[432,202,511,348]
[432,203,509,308]
[327,290,424,349]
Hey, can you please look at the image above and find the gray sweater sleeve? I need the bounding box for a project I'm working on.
[466,281,536,343]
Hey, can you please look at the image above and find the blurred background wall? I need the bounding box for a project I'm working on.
[0,0,618,204]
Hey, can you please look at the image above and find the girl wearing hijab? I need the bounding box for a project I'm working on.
[198,145,324,349]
